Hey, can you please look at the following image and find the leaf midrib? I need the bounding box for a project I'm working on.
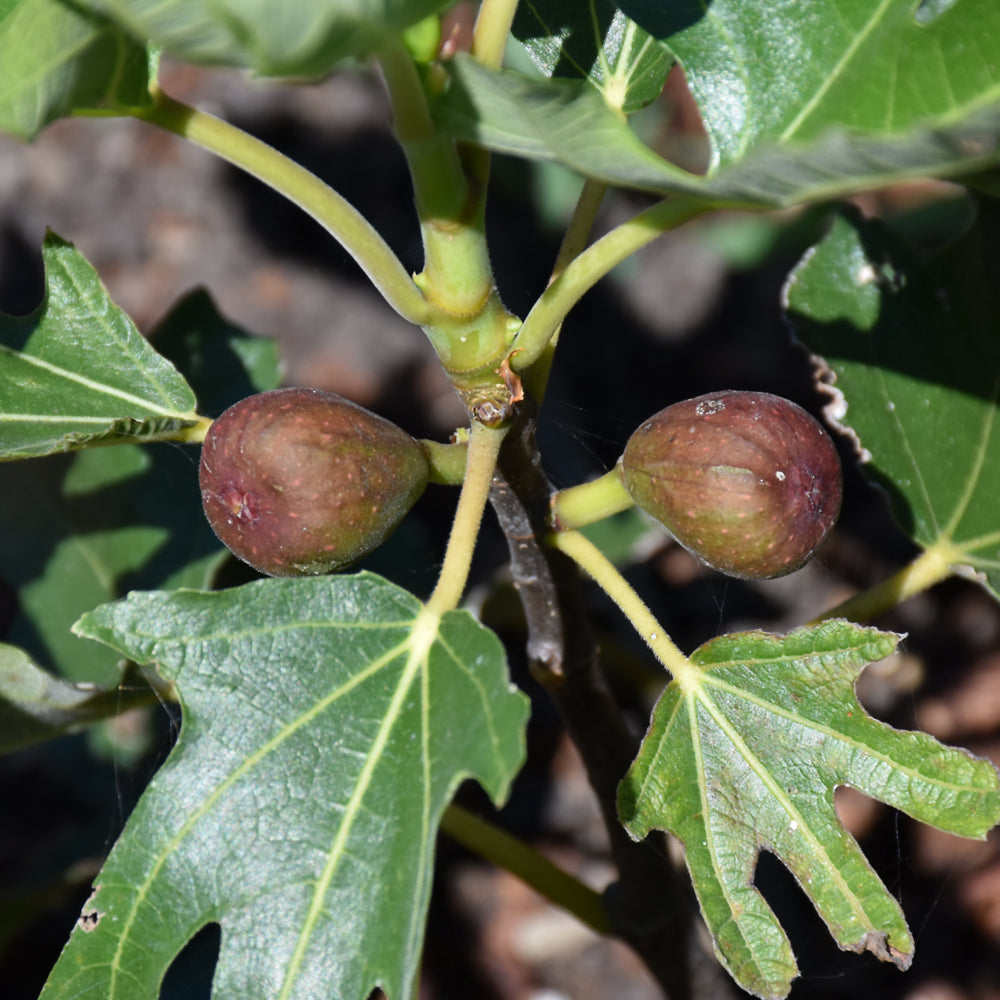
[0,344,194,418]
[689,684,872,932]
[698,670,978,797]
[107,628,414,997]
[0,9,101,98]
[779,0,895,143]
[688,694,779,982]
[278,624,433,997]
[0,413,166,424]
[942,377,1000,544]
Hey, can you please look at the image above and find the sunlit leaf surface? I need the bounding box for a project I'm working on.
[41,574,529,1000]
[785,203,1000,600]
[434,1,1000,205]
[619,621,1000,999]
[0,233,202,458]
[513,0,672,113]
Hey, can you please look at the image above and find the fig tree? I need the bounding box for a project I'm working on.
[621,390,842,579]
[199,387,430,577]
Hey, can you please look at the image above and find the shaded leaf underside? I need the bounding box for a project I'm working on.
[77,0,453,77]
[0,0,150,139]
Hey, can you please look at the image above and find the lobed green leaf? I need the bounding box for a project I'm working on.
[619,621,1000,999]
[150,286,284,418]
[0,643,155,752]
[0,232,203,458]
[624,0,1000,170]
[0,285,280,685]
[0,445,225,685]
[434,0,1000,206]
[41,573,529,1000]
[785,202,1000,600]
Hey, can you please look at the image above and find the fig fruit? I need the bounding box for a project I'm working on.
[199,387,430,577]
[621,390,842,579]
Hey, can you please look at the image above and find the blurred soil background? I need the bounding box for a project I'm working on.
[1,45,999,1000]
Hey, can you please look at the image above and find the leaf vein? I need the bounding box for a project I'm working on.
[278,630,424,998]
[106,631,410,996]
[694,688,872,929]
[0,344,192,419]
[943,377,1000,539]
[780,0,895,142]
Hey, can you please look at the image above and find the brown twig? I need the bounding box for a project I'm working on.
[489,404,709,999]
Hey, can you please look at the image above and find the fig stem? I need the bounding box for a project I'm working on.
[440,803,612,935]
[378,38,509,369]
[809,543,958,625]
[377,33,440,146]
[426,420,508,615]
[173,416,214,445]
[554,180,610,282]
[511,196,709,374]
[550,464,635,531]
[548,529,693,683]
[522,177,608,403]
[471,0,519,69]
[377,37,477,229]
[134,87,436,328]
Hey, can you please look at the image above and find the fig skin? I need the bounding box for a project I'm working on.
[199,387,430,577]
[621,390,842,579]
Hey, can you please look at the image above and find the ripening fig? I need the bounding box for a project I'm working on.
[199,387,430,577]
[621,390,842,579]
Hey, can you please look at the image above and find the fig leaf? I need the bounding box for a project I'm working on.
[619,620,1000,999]
[41,573,529,1000]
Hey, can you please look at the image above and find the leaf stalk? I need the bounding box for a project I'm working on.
[471,0,519,70]
[134,87,436,327]
[548,529,693,683]
[511,196,708,373]
[172,415,214,445]
[459,0,521,191]
[810,543,958,625]
[426,420,507,615]
[522,178,609,402]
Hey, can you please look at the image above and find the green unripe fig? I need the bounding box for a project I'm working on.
[199,387,430,577]
[621,390,842,579]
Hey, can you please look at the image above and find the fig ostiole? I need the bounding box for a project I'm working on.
[621,390,842,580]
[199,387,430,577]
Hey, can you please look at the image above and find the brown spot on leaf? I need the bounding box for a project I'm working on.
[77,889,103,933]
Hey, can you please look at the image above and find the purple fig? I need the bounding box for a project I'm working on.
[621,390,842,579]
[199,387,429,577]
